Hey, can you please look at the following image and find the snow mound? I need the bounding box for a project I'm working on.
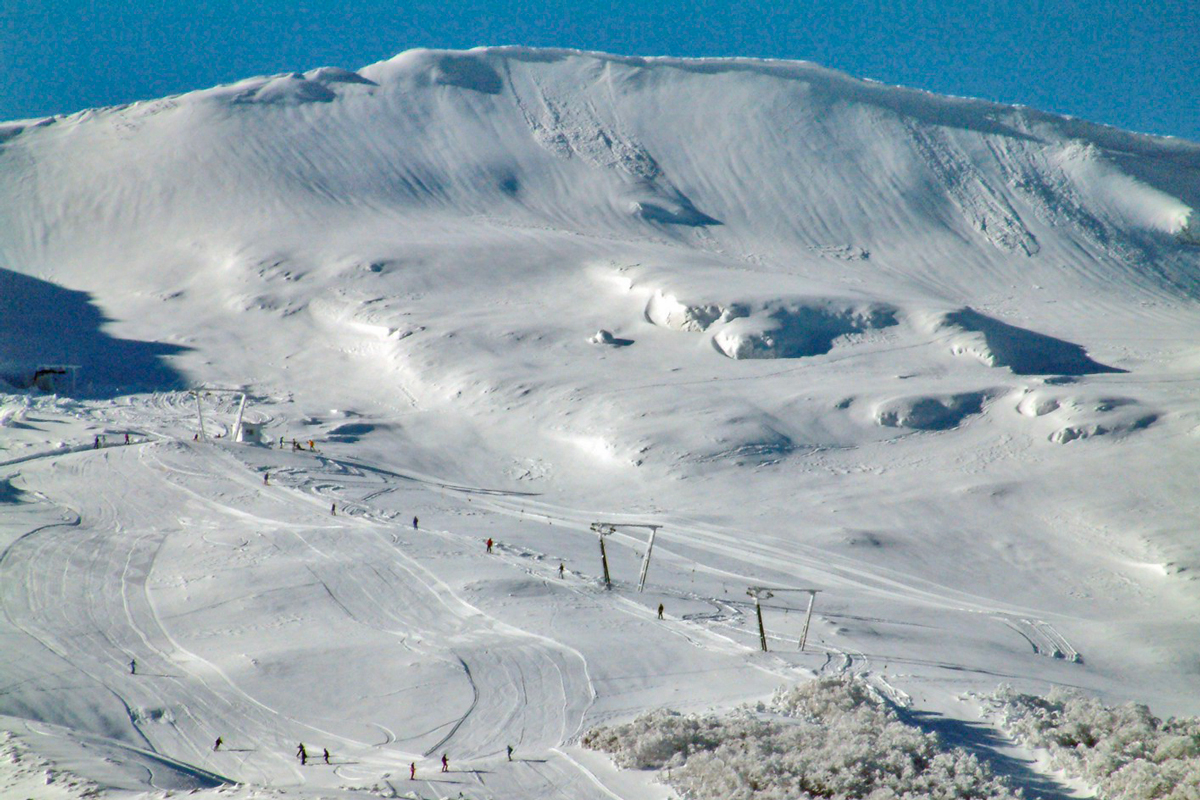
[589,329,633,346]
[929,308,1122,375]
[585,677,1018,800]
[645,290,897,359]
[624,178,720,225]
[875,391,992,430]
[1049,416,1157,444]
[235,73,338,105]
[989,686,1200,800]
[1014,387,1157,443]
[358,49,504,93]
[628,198,719,226]
[713,301,897,360]
[689,411,799,465]
[644,291,746,332]
[303,66,377,86]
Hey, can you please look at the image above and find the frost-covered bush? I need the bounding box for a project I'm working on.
[581,708,726,769]
[990,685,1200,800]
[583,677,1018,799]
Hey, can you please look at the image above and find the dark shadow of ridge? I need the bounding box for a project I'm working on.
[0,268,189,398]
[897,708,1078,800]
[945,308,1125,376]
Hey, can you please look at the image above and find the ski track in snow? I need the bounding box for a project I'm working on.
[1,429,945,796]
[0,439,618,799]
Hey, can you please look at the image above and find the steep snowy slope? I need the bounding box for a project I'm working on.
[1,48,1199,799]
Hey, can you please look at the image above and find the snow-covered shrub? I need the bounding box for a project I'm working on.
[584,677,1018,799]
[581,708,725,769]
[990,685,1200,800]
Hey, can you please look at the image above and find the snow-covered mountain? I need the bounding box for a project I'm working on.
[1,47,1199,799]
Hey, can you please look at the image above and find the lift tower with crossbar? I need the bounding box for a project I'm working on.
[589,522,663,592]
[746,587,821,652]
[190,387,251,442]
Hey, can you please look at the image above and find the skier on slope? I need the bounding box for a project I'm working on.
[323,748,330,764]
[297,743,307,765]
[486,538,493,554]
[507,744,513,761]
[413,516,419,529]
[213,737,223,751]
[410,761,416,780]
[441,753,449,772]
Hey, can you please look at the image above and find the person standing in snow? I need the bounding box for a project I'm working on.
[413,516,419,530]
[263,473,269,485]
[410,761,416,780]
[441,753,449,772]
[94,435,100,449]
[657,603,664,620]
[124,433,130,445]
[506,744,513,761]
[486,538,493,554]
[331,503,336,515]
[297,743,307,765]
[558,562,565,578]
[323,748,330,765]
[129,658,136,674]
[213,737,223,751]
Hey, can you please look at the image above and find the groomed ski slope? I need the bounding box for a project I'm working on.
[1,47,1199,799]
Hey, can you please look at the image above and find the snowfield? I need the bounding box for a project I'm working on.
[1,46,1199,799]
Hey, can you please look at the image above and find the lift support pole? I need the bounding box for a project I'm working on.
[598,533,612,590]
[799,591,817,651]
[232,394,248,441]
[755,595,768,651]
[193,391,207,441]
[636,525,660,593]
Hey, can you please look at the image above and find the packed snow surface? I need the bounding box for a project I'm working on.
[1,46,1200,799]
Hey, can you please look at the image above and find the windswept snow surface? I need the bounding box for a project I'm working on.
[1,47,1200,799]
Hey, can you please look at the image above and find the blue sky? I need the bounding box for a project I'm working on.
[2,0,1196,141]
